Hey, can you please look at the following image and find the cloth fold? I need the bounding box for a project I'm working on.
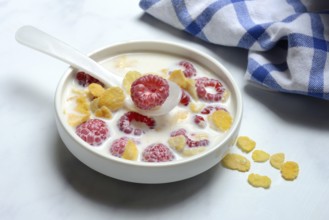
[139,0,329,100]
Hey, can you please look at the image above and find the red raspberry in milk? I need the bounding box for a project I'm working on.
[195,77,225,102]
[179,60,197,78]
[76,119,109,146]
[75,71,104,87]
[142,143,175,162]
[117,111,156,136]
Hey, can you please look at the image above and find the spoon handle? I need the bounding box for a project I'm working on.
[15,26,121,86]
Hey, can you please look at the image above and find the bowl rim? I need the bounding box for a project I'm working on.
[55,40,243,168]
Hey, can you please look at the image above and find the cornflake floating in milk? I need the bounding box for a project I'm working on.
[98,87,125,111]
[210,109,233,132]
[168,135,186,152]
[88,83,105,98]
[122,140,139,161]
[122,71,142,94]
[189,102,205,113]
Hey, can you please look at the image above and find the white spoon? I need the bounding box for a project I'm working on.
[15,25,182,116]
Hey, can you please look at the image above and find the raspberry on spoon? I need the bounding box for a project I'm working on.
[130,74,169,110]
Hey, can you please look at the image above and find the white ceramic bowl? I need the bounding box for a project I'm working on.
[55,41,243,184]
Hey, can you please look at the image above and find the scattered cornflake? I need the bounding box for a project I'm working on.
[88,83,105,98]
[270,153,285,169]
[67,114,90,127]
[281,161,299,180]
[248,173,271,189]
[75,95,90,115]
[221,153,250,172]
[236,136,256,153]
[189,102,205,113]
[252,150,270,162]
[94,106,112,119]
[182,147,207,157]
[98,87,125,111]
[122,71,142,94]
[210,109,233,132]
[122,140,138,161]
[168,135,186,152]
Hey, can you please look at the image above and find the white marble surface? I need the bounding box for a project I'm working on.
[1,0,329,219]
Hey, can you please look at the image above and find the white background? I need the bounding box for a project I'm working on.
[1,0,329,219]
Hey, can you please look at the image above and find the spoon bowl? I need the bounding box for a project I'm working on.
[15,26,181,116]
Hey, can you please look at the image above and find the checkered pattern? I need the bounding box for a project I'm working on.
[140,0,329,100]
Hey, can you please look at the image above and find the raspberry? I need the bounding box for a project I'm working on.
[170,128,209,148]
[110,137,129,157]
[142,143,175,162]
[179,90,191,106]
[201,105,226,114]
[179,61,196,78]
[130,74,169,110]
[195,77,225,102]
[117,111,156,135]
[194,115,206,128]
[76,119,109,146]
[76,71,104,87]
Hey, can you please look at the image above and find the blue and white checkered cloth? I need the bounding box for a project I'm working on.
[139,0,329,100]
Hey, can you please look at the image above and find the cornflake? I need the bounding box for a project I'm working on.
[281,161,299,180]
[252,150,270,162]
[67,114,90,127]
[75,95,90,115]
[98,87,125,111]
[182,147,206,157]
[186,78,198,100]
[270,153,285,169]
[221,153,250,172]
[169,69,189,89]
[168,135,186,152]
[88,83,105,98]
[210,109,233,132]
[236,136,256,153]
[122,140,138,161]
[122,71,142,94]
[189,102,205,113]
[94,106,112,119]
[248,173,271,189]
